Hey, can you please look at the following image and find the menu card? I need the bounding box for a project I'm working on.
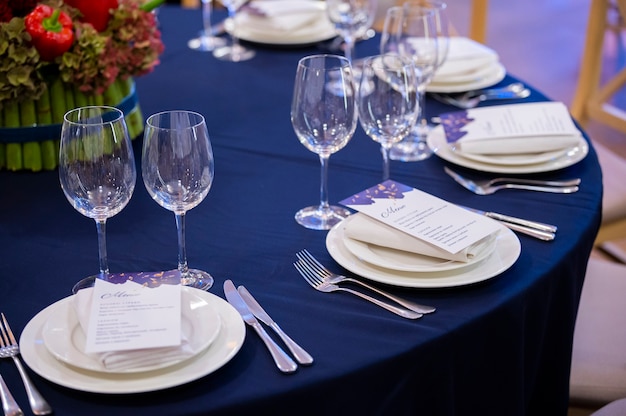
[440,102,581,147]
[340,181,500,254]
[84,271,182,354]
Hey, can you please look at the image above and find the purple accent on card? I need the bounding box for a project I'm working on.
[102,270,182,287]
[440,110,475,143]
[340,180,414,206]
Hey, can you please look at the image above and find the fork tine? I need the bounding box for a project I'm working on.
[0,318,7,348]
[294,262,318,289]
[0,314,17,346]
[297,259,326,286]
[297,250,331,278]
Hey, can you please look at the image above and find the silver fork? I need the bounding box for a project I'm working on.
[296,250,435,314]
[294,260,423,320]
[0,373,22,416]
[444,166,580,195]
[0,314,52,415]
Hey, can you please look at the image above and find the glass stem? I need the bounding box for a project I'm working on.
[175,212,189,275]
[344,38,355,64]
[227,5,241,50]
[318,155,330,213]
[416,85,427,141]
[201,0,213,37]
[95,219,109,276]
[381,145,391,181]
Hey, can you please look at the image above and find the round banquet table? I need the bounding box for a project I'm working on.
[0,6,602,416]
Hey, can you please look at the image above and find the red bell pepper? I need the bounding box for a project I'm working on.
[64,0,118,32]
[24,5,74,62]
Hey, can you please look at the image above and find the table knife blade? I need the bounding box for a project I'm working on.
[237,286,313,365]
[460,205,556,241]
[224,280,297,373]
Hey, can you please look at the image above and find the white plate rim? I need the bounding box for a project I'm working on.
[41,288,222,374]
[426,62,506,93]
[227,5,336,46]
[427,125,589,174]
[341,215,498,273]
[326,220,521,288]
[450,145,569,166]
[19,289,246,394]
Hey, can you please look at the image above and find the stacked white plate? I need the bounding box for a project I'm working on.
[325,215,521,288]
[19,288,245,393]
[228,0,336,46]
[427,37,506,93]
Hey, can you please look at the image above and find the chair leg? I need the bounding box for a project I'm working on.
[469,0,489,44]
[570,0,610,125]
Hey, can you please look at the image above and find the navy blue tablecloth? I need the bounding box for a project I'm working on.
[0,6,602,416]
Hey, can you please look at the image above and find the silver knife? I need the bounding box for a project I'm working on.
[224,280,298,373]
[460,206,556,241]
[238,286,314,365]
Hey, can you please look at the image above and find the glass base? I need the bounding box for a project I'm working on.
[213,44,255,62]
[181,268,214,291]
[70,269,214,294]
[188,34,226,51]
[295,205,351,230]
[72,275,98,294]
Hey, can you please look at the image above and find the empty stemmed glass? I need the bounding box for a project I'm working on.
[357,54,418,180]
[291,54,358,230]
[213,0,255,62]
[380,5,438,161]
[326,0,378,64]
[59,106,137,294]
[187,0,226,51]
[142,110,215,290]
[404,0,450,139]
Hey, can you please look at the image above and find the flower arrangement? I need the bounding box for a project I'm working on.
[0,0,165,171]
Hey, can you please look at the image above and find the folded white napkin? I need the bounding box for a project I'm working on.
[72,288,195,371]
[344,213,495,263]
[434,37,500,80]
[453,135,581,155]
[442,102,582,156]
[242,0,322,33]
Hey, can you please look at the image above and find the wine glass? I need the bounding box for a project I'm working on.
[357,54,418,180]
[142,110,215,290]
[187,0,227,51]
[380,5,438,161]
[326,0,378,64]
[403,1,450,139]
[213,0,255,62]
[291,54,357,230]
[59,106,137,294]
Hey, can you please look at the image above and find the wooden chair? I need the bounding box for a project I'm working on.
[570,257,626,406]
[468,0,489,43]
[570,0,626,133]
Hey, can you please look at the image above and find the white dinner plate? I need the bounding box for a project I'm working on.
[426,62,506,93]
[227,4,336,46]
[432,58,500,85]
[326,220,520,288]
[427,125,589,174]
[451,146,569,166]
[341,215,498,273]
[20,289,245,394]
[42,288,222,374]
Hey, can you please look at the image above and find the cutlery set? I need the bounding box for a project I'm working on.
[0,313,51,415]
[294,250,436,319]
[430,82,531,109]
[224,280,313,373]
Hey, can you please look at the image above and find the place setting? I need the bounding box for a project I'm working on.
[13,107,247,394]
[427,101,590,173]
[223,0,336,47]
[319,180,522,289]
